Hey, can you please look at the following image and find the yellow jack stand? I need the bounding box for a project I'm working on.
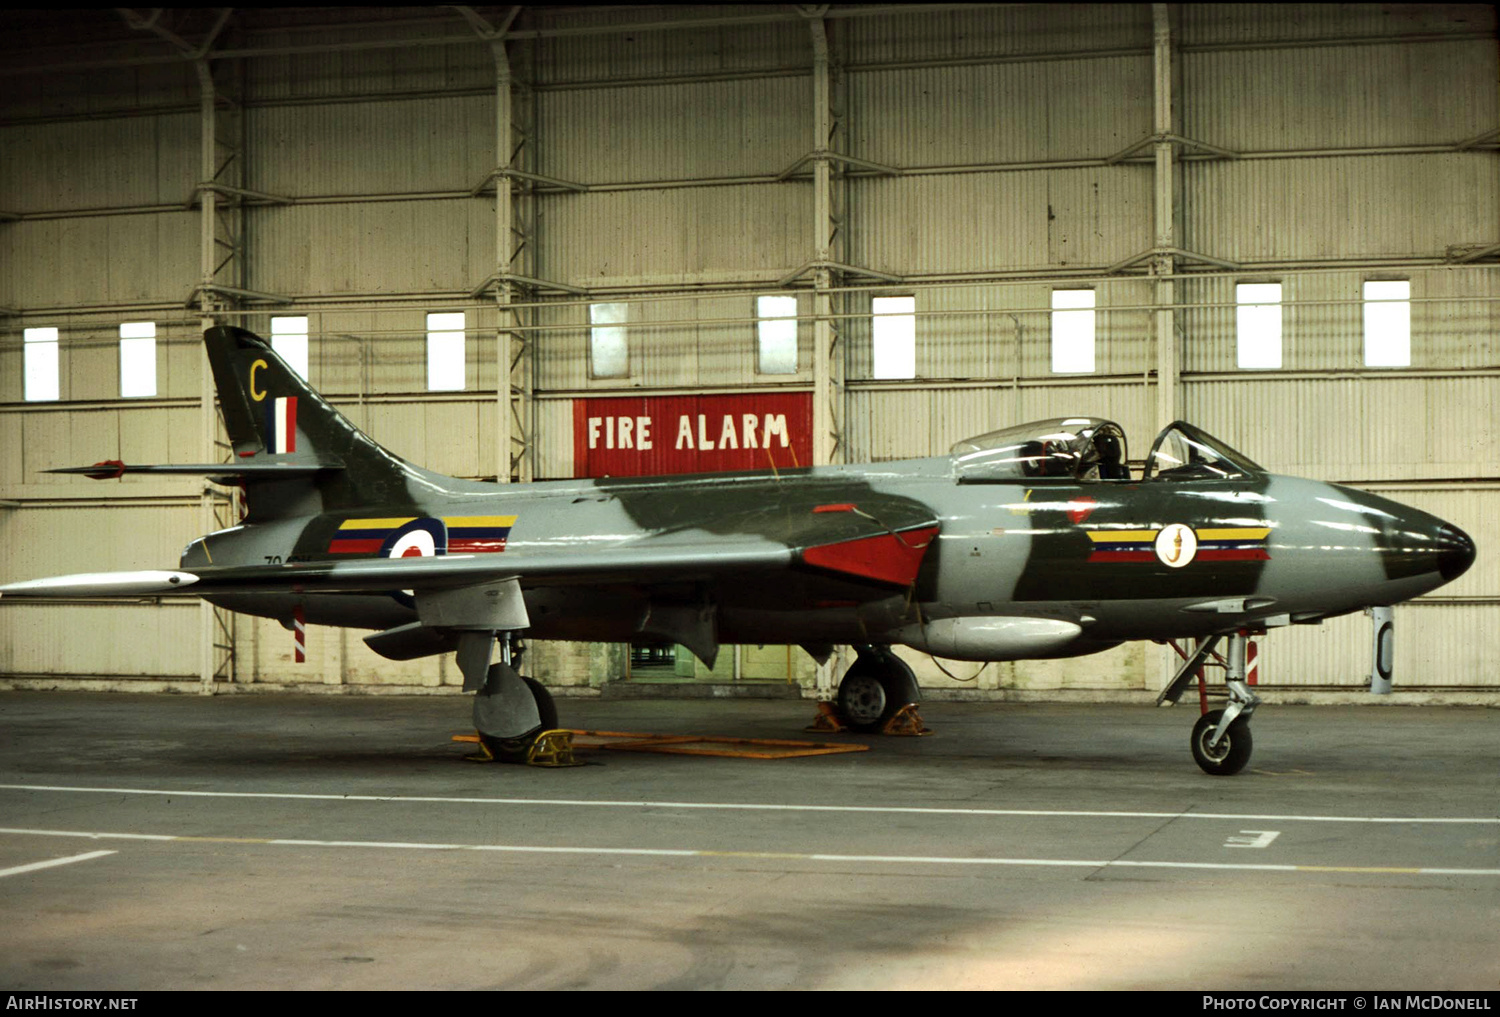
[881,703,931,736]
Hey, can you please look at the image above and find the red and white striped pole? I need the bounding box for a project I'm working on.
[1246,638,1258,686]
[293,605,306,664]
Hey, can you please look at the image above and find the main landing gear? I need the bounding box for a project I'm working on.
[462,634,559,763]
[834,645,923,733]
[1158,630,1262,776]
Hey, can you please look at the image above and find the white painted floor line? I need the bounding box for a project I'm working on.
[1,827,1497,877]
[0,849,116,879]
[1,783,1496,825]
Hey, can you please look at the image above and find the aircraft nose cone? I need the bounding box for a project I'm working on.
[1436,522,1476,582]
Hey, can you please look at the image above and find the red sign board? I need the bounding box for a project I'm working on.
[572,393,814,477]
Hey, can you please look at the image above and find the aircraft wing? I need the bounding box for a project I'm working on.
[0,493,941,598]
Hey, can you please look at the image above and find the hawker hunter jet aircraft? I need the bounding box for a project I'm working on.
[1,327,1476,774]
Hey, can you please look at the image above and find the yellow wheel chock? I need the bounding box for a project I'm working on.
[804,701,848,733]
[526,729,584,767]
[453,729,584,767]
[880,703,931,736]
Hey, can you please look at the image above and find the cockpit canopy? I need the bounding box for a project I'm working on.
[950,417,1263,484]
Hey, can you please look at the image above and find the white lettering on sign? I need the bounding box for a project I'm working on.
[668,414,795,451]
[588,416,654,451]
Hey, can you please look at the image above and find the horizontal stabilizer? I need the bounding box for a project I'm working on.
[48,458,344,483]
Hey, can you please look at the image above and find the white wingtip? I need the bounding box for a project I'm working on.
[0,570,200,597]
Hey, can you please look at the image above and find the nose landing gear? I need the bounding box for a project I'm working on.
[1160,630,1262,776]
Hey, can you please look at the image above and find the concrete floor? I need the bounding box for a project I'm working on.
[0,690,1496,990]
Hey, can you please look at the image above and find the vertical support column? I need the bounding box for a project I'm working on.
[1152,3,1179,432]
[810,16,838,469]
[490,39,534,484]
[493,41,515,485]
[808,14,846,696]
[195,57,239,693]
[196,60,220,695]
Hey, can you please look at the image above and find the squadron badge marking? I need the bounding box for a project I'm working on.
[1086,525,1271,567]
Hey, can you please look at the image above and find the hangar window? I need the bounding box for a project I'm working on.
[1050,290,1096,373]
[426,312,466,391]
[271,315,310,381]
[119,321,157,398]
[1236,283,1282,369]
[871,295,916,379]
[590,302,629,378]
[756,295,798,375]
[1363,280,1411,368]
[23,327,60,402]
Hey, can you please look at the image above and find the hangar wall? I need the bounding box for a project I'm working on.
[0,4,1495,697]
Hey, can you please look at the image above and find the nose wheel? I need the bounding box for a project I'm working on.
[1190,708,1253,776]
[1160,631,1263,775]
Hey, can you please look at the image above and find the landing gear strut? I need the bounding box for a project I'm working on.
[1159,630,1262,776]
[835,646,921,733]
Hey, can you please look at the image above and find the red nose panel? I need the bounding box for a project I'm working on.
[802,525,940,586]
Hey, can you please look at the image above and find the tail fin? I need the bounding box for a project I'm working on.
[205,326,431,519]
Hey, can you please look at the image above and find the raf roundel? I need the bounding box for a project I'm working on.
[1154,523,1198,568]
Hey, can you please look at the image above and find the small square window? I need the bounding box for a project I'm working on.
[757,295,798,375]
[1363,280,1410,368]
[426,312,466,391]
[1236,283,1282,369]
[119,321,157,398]
[271,316,310,382]
[24,327,60,402]
[590,303,629,379]
[871,296,916,380]
[1050,290,1096,374]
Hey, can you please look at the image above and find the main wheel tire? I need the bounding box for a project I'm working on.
[1190,709,1253,776]
[480,676,558,763]
[836,667,890,733]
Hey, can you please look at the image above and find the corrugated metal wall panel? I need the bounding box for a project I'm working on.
[1183,375,1499,480]
[1264,602,1499,689]
[7,214,198,307]
[248,96,493,196]
[533,398,576,479]
[529,8,809,85]
[0,603,200,677]
[848,57,1150,167]
[247,199,491,296]
[1183,39,1498,151]
[5,503,198,583]
[0,114,196,211]
[244,32,492,101]
[0,61,198,121]
[537,184,808,285]
[1178,3,1496,47]
[848,170,1150,276]
[838,4,1151,64]
[1183,155,1500,262]
[539,77,808,183]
